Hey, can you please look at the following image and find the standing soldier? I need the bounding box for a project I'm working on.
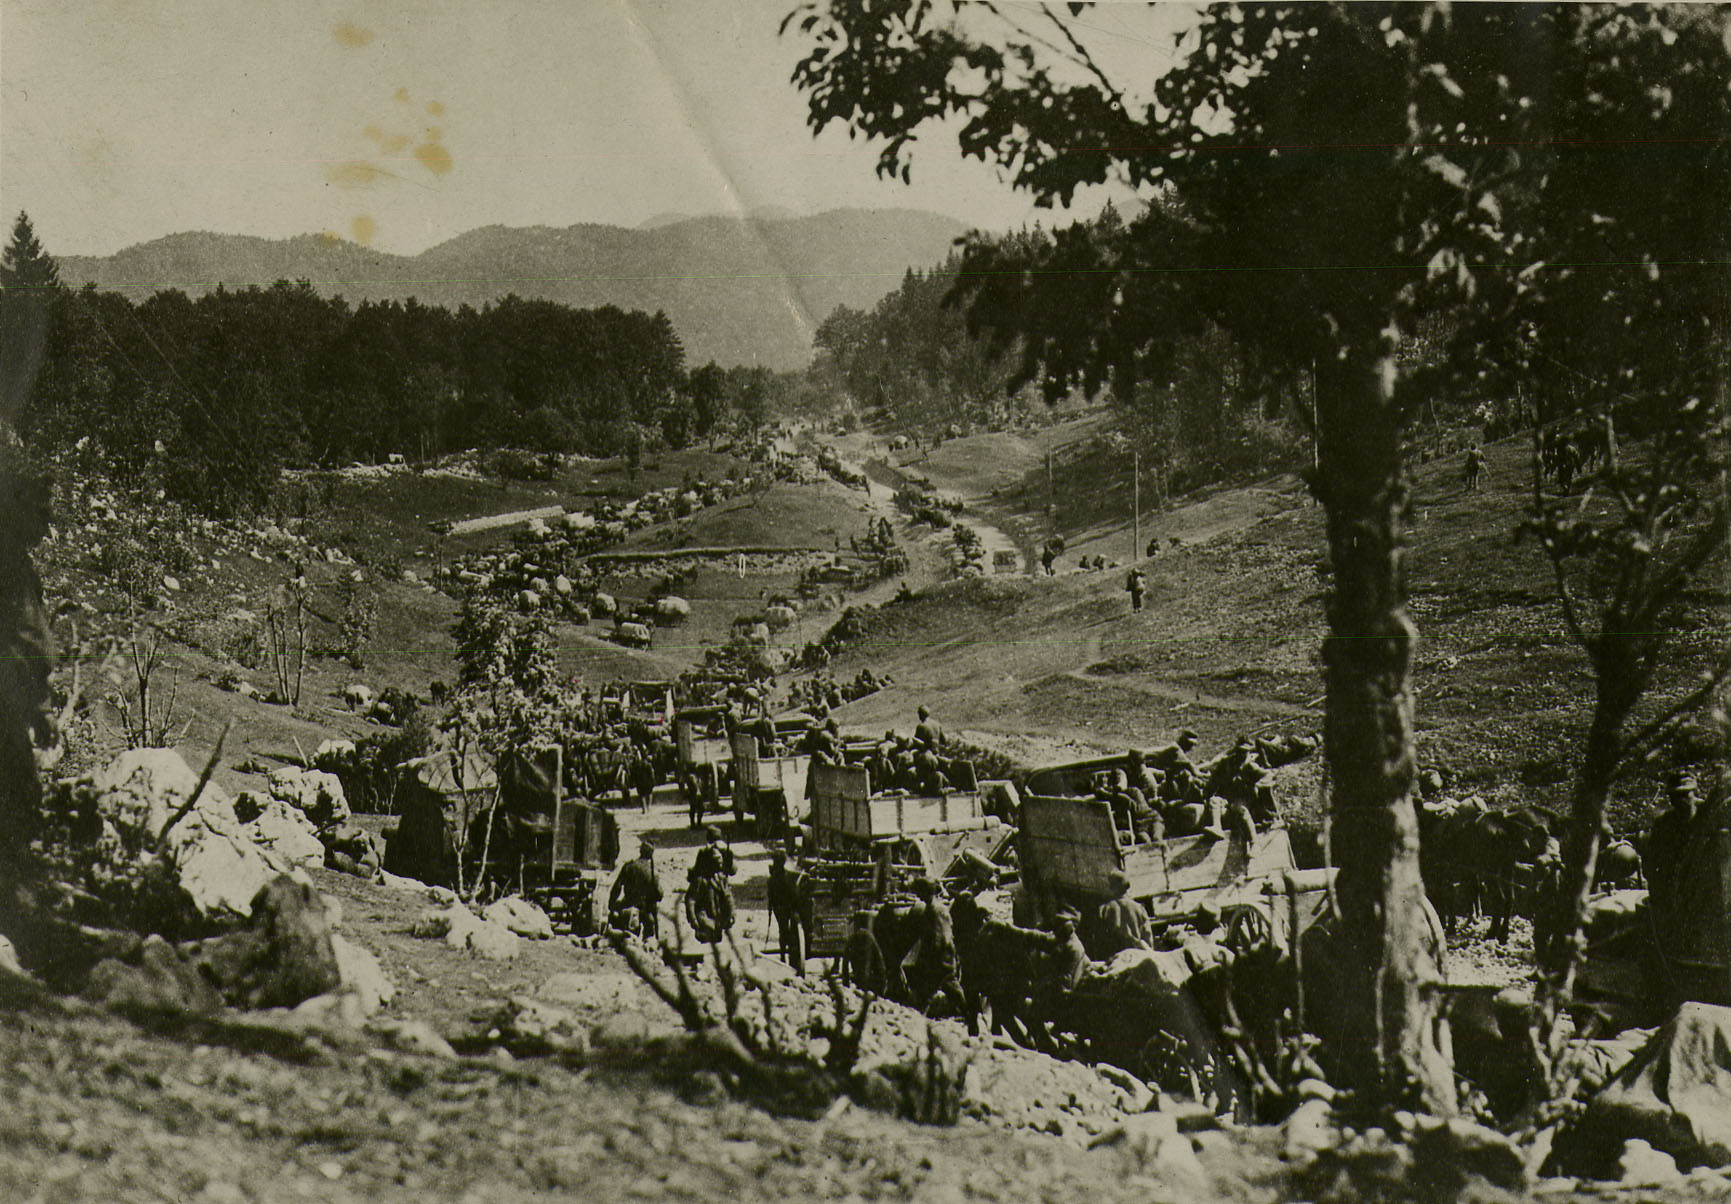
[767,850,807,975]
[844,910,889,995]
[1126,565,1146,612]
[608,839,662,939]
[1463,444,1487,491]
[1040,541,1057,576]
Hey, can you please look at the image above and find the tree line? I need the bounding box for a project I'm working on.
[1,229,783,516]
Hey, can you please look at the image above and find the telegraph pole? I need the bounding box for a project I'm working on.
[1132,446,1141,562]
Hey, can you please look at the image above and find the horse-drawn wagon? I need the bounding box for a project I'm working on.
[729,715,813,837]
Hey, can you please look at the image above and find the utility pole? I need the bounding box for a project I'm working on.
[1132,445,1141,562]
[1046,449,1055,533]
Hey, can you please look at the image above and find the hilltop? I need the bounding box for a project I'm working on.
[56,209,968,371]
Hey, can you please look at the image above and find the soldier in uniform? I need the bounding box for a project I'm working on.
[844,909,888,995]
[914,705,945,753]
[766,850,807,975]
[1093,870,1153,956]
[608,839,662,939]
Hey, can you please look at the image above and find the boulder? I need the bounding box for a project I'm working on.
[322,823,383,878]
[330,933,395,1013]
[82,748,298,923]
[1408,1115,1529,1194]
[85,934,223,1019]
[412,902,521,959]
[179,876,343,1010]
[553,574,573,596]
[1575,1002,1731,1171]
[242,799,326,866]
[341,683,376,710]
[368,1018,457,1059]
[764,605,797,630]
[589,592,616,617]
[266,767,350,829]
[482,896,554,940]
[313,738,358,772]
[653,596,691,625]
[485,995,590,1056]
[1619,1139,1683,1185]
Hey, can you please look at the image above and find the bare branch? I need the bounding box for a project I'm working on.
[156,722,230,848]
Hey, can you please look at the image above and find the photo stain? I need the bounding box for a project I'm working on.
[426,100,445,117]
[350,215,377,246]
[326,160,389,188]
[319,229,343,245]
[333,23,374,48]
[414,140,454,176]
[362,125,412,154]
[394,86,411,104]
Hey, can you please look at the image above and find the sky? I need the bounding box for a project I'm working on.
[0,0,1195,257]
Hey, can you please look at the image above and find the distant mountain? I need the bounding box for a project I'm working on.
[58,208,969,371]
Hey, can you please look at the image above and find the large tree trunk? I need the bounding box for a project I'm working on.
[1313,345,1454,1115]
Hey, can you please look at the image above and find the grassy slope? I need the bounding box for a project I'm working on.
[815,428,1708,837]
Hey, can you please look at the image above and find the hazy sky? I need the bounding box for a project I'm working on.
[0,1,1195,257]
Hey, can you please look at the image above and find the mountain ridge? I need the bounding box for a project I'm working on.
[57,208,969,370]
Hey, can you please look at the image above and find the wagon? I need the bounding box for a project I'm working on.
[385,745,619,934]
[729,716,813,837]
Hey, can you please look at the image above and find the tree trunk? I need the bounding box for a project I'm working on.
[1544,651,1637,997]
[1314,346,1454,1115]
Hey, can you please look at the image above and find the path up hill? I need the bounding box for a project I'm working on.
[813,429,1694,837]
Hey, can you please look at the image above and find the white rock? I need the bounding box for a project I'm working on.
[553,574,573,596]
[414,903,522,959]
[161,576,181,592]
[313,739,358,771]
[0,934,24,978]
[368,1018,456,1059]
[482,896,554,940]
[243,799,326,866]
[267,766,350,827]
[1618,1139,1682,1185]
[84,748,294,921]
[330,933,396,1013]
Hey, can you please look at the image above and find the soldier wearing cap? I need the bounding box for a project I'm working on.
[1094,870,1152,956]
[1032,908,1091,1055]
[903,877,964,1016]
[844,909,888,996]
[767,849,807,975]
[1648,771,1701,925]
[608,838,662,939]
[914,706,945,754]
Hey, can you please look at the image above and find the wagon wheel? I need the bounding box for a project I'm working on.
[1225,905,1275,956]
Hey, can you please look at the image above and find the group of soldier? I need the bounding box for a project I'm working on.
[1088,732,1305,847]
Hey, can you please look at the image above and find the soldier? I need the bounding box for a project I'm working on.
[1648,772,1700,926]
[844,909,889,995]
[914,705,944,753]
[630,746,657,813]
[1094,870,1152,956]
[766,850,806,975]
[692,824,736,881]
[1126,566,1146,612]
[608,839,662,939]
[1041,542,1057,576]
[1463,444,1487,491]
[1032,908,1091,1055]
[903,878,964,1017]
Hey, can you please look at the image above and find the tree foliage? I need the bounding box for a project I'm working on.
[784,0,1710,1112]
[14,278,784,515]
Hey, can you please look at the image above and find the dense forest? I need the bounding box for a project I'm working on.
[5,226,784,516]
